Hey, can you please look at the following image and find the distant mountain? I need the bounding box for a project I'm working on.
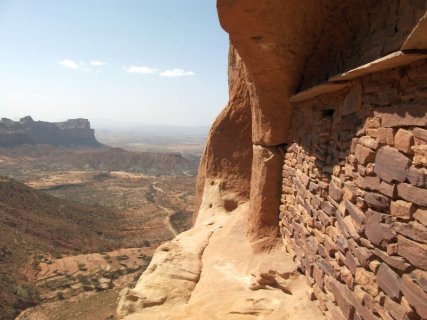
[0,116,101,147]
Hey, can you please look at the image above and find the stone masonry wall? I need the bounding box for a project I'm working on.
[280,59,427,319]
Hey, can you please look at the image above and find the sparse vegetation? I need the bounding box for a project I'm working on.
[56,291,65,300]
[77,262,88,271]
[77,275,90,287]
[117,255,129,261]
[142,255,153,264]
[0,141,196,319]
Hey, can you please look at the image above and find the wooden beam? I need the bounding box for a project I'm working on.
[402,12,427,50]
[289,82,349,103]
[329,51,427,82]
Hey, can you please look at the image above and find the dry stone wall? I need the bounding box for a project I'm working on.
[280,59,427,319]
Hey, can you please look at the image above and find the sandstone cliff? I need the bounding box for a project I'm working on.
[119,1,427,319]
[0,116,101,147]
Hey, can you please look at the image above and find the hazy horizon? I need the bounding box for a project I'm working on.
[0,0,229,127]
[1,114,213,132]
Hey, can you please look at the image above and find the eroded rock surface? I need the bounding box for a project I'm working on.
[118,182,325,319]
[194,46,252,222]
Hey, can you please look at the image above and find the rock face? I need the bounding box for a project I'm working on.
[193,46,252,222]
[119,1,427,319]
[0,116,101,147]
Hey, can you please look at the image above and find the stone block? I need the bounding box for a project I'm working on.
[398,235,427,270]
[412,270,427,292]
[366,117,381,129]
[342,184,357,202]
[318,258,334,276]
[376,127,394,145]
[390,200,414,220]
[343,215,361,239]
[365,210,396,248]
[324,236,337,257]
[340,267,354,289]
[336,235,348,253]
[397,183,427,206]
[355,174,366,188]
[344,200,366,225]
[394,129,414,154]
[412,145,427,166]
[296,169,310,188]
[355,144,376,165]
[308,181,320,193]
[386,243,398,256]
[358,136,379,150]
[364,192,390,211]
[413,127,427,143]
[407,166,426,188]
[318,209,333,226]
[372,304,394,320]
[313,264,325,289]
[346,285,380,320]
[329,180,343,202]
[394,221,427,244]
[374,146,410,183]
[365,175,380,191]
[384,296,410,320]
[345,251,360,275]
[373,104,427,127]
[325,302,347,320]
[366,163,375,175]
[378,181,396,198]
[321,201,336,216]
[331,280,355,320]
[342,83,362,116]
[372,248,411,272]
[355,268,378,296]
[352,245,373,268]
[366,128,377,138]
[401,274,427,319]
[376,263,401,300]
[368,260,381,273]
[414,208,427,227]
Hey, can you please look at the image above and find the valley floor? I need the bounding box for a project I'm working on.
[0,144,197,319]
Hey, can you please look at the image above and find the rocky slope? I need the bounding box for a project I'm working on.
[118,1,427,319]
[0,177,121,319]
[0,117,100,147]
[0,144,194,176]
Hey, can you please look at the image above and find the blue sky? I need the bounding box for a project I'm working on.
[0,0,229,128]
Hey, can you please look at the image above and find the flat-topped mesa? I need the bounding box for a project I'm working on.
[0,116,101,147]
[54,118,91,130]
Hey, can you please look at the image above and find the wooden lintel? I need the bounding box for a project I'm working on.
[329,51,427,82]
[289,82,349,103]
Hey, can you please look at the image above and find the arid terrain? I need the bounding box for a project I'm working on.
[0,128,201,320]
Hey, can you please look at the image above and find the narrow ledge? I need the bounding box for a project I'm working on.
[289,82,349,103]
[329,51,427,82]
[290,50,427,103]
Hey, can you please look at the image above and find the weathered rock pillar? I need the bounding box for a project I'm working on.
[247,144,284,251]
